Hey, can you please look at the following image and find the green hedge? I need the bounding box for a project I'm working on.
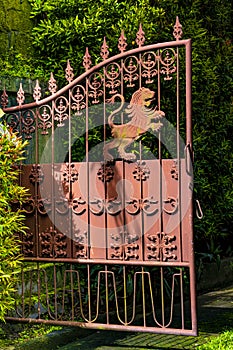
[0,117,28,320]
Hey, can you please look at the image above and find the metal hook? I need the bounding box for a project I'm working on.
[195,199,203,219]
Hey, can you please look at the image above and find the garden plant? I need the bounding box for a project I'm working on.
[0,114,28,321]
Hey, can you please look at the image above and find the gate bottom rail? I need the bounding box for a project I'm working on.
[6,262,197,336]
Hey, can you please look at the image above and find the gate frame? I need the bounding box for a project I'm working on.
[2,18,197,336]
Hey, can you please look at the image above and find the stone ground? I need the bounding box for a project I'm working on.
[2,285,233,350]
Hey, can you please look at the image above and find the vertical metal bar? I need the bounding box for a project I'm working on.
[51,100,55,238]
[29,269,34,315]
[138,53,144,260]
[18,110,24,256]
[123,266,127,324]
[139,51,142,160]
[37,262,41,319]
[88,264,91,321]
[21,267,25,318]
[62,268,66,316]
[68,86,73,258]
[120,55,126,261]
[157,50,163,237]
[160,266,165,326]
[141,267,146,327]
[105,265,109,324]
[70,264,74,320]
[176,46,183,262]
[179,268,185,329]
[35,108,39,258]
[68,85,72,183]
[103,67,108,260]
[54,263,58,319]
[85,77,90,258]
[120,58,124,124]
[186,40,193,151]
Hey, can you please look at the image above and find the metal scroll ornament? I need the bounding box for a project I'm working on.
[90,198,122,216]
[74,230,88,258]
[29,164,44,183]
[110,231,139,260]
[133,161,150,181]
[141,52,158,84]
[23,197,51,215]
[40,227,67,258]
[38,105,52,135]
[63,163,79,183]
[97,163,114,182]
[22,232,34,256]
[126,197,158,215]
[71,85,86,115]
[54,97,69,127]
[171,160,179,180]
[22,110,35,139]
[147,232,177,261]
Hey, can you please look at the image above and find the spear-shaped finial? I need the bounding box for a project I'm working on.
[173,16,183,40]
[83,47,92,71]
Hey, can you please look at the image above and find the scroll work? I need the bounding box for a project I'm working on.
[104,87,165,160]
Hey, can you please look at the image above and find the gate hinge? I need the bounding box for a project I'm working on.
[185,143,194,175]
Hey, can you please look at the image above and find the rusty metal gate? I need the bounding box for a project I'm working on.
[2,18,197,336]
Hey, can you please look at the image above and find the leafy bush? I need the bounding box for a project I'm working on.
[0,117,28,321]
[27,0,168,82]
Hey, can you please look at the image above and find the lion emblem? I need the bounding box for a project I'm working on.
[103,87,165,160]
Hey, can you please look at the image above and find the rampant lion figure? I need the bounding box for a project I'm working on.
[103,87,165,161]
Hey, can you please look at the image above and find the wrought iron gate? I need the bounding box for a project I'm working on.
[2,18,197,336]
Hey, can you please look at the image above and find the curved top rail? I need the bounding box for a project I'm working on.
[3,39,190,113]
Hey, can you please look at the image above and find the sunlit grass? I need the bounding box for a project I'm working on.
[198,330,233,349]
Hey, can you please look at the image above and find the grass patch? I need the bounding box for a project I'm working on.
[198,330,233,349]
[0,323,62,349]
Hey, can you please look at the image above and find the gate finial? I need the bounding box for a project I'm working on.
[83,47,92,71]
[101,37,109,60]
[173,16,183,40]
[48,73,57,94]
[33,80,41,102]
[17,83,25,106]
[118,30,127,53]
[65,60,74,83]
[136,23,145,47]
[1,88,8,109]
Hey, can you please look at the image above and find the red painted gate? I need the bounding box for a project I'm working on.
[2,18,197,335]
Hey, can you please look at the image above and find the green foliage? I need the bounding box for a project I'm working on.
[0,51,45,80]
[198,330,233,349]
[28,0,167,82]
[0,323,62,348]
[0,121,28,321]
[189,1,233,259]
